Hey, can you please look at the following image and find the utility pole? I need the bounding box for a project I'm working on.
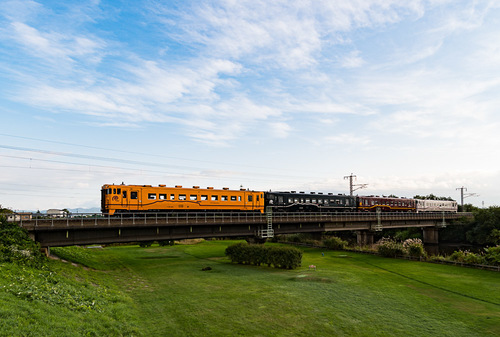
[455,186,478,211]
[344,173,368,196]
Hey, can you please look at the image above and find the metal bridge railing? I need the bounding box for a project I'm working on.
[15,211,472,229]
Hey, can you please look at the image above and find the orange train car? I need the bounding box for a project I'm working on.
[101,184,265,215]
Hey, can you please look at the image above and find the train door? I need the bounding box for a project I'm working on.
[120,188,128,209]
[129,189,140,211]
[246,192,255,211]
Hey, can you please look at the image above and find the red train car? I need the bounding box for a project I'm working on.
[358,196,416,212]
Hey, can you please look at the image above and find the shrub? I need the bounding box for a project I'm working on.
[403,238,427,258]
[139,241,153,248]
[483,245,500,265]
[463,252,484,265]
[225,243,302,269]
[323,236,347,250]
[158,240,174,246]
[0,217,45,268]
[377,238,405,258]
[448,250,484,264]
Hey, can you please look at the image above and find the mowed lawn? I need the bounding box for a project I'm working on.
[98,241,499,337]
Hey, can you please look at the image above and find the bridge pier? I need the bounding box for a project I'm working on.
[356,231,374,246]
[422,227,440,256]
[422,227,439,244]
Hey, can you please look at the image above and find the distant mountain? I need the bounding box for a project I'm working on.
[67,207,101,214]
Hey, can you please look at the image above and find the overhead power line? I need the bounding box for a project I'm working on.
[344,173,368,196]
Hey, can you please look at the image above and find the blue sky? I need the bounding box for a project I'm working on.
[1,0,498,211]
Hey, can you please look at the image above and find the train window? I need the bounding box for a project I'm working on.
[170,194,175,200]
[159,194,166,200]
[123,191,127,198]
[318,199,323,204]
[231,196,237,201]
[306,198,310,203]
[113,188,116,194]
[294,198,299,203]
[257,195,259,201]
[278,196,284,204]
[324,200,329,205]
[222,196,228,201]
[238,196,242,201]
[201,195,208,201]
[248,195,253,202]
[179,194,186,200]
[148,193,156,200]
[312,199,316,203]
[131,192,138,199]
[288,198,293,203]
[211,195,218,201]
[190,195,197,201]
[345,199,349,206]
[117,188,121,195]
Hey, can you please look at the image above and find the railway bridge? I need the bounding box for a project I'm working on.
[17,211,472,251]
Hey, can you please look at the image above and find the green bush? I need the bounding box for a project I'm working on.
[139,241,154,248]
[403,238,426,258]
[323,236,347,250]
[225,243,302,269]
[463,252,484,265]
[448,250,484,264]
[377,238,405,258]
[0,217,45,268]
[483,245,500,265]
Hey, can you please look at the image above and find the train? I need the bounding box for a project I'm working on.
[101,184,458,215]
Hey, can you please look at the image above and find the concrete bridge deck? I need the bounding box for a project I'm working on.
[18,211,472,247]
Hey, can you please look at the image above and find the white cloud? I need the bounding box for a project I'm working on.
[10,22,105,64]
[325,133,371,145]
[340,50,365,68]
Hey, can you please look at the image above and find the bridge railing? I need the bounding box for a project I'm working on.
[16,211,472,229]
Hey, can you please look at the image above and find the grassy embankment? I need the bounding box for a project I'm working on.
[1,240,499,336]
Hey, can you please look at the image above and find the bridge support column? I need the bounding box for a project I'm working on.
[423,228,439,244]
[423,228,440,256]
[356,231,374,246]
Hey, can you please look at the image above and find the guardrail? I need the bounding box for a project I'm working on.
[16,211,472,229]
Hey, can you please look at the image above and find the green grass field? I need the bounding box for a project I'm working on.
[1,241,499,336]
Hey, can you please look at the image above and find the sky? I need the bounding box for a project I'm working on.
[1,0,499,212]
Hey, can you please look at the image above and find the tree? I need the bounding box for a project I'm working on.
[465,207,500,245]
